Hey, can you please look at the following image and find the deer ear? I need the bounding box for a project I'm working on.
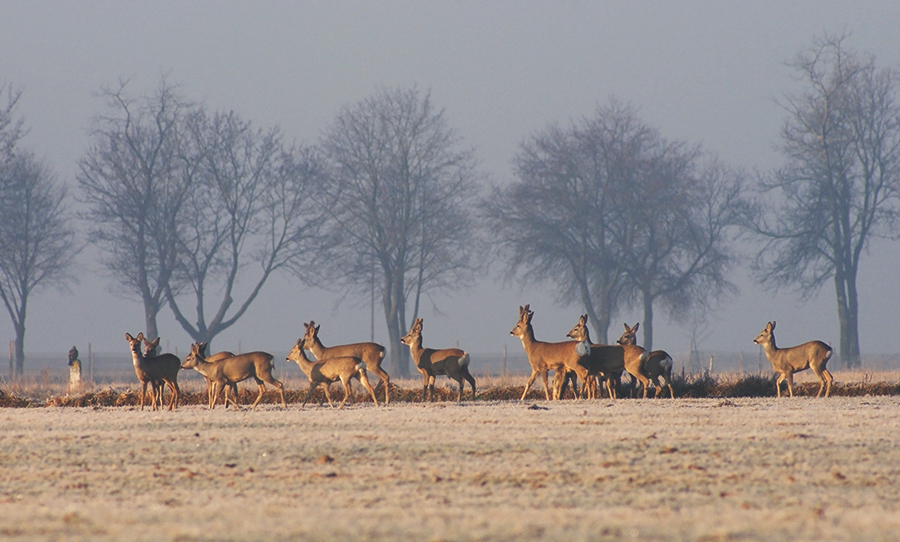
[125,333,133,341]
[523,304,530,313]
[771,321,776,330]
[136,332,144,341]
[633,323,639,332]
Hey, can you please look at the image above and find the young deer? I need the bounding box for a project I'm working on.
[565,315,651,399]
[510,305,591,401]
[173,341,236,407]
[753,321,834,398]
[301,321,391,404]
[616,322,675,398]
[181,344,286,409]
[401,317,476,402]
[287,339,379,408]
[125,332,181,411]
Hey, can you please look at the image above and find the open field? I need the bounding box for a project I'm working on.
[1,396,899,541]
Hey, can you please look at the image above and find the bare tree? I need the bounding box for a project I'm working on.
[484,114,629,344]
[164,109,325,345]
[78,79,196,341]
[618,157,747,350]
[317,87,482,377]
[753,34,900,367]
[0,150,78,377]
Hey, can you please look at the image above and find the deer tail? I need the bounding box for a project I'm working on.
[459,352,471,368]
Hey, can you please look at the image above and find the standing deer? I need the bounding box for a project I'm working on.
[510,305,591,401]
[125,332,181,411]
[401,318,476,402]
[181,344,286,409]
[565,315,651,399]
[753,321,834,398]
[287,339,379,408]
[167,340,236,407]
[301,321,391,404]
[617,322,675,398]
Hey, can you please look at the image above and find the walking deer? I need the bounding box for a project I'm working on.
[287,339,379,408]
[753,321,834,398]
[125,332,181,411]
[301,321,391,404]
[181,344,286,409]
[401,317,476,402]
[172,341,237,407]
[616,322,675,398]
[510,305,591,401]
[566,315,651,398]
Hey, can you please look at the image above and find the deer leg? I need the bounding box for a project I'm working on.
[774,374,785,398]
[250,378,267,409]
[358,370,379,406]
[428,375,436,402]
[302,384,317,407]
[822,369,834,398]
[167,379,179,410]
[785,373,795,398]
[337,377,352,409]
[630,370,651,399]
[520,370,539,401]
[367,365,391,405]
[321,383,336,408]
[464,370,476,401]
[263,376,286,408]
[541,370,552,401]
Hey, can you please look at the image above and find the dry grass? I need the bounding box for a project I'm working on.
[1,368,898,408]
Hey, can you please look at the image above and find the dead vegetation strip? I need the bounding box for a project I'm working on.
[0,373,898,408]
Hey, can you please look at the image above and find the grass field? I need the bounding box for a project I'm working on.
[1,380,900,541]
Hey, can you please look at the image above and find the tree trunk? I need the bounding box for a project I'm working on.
[144,302,159,347]
[383,274,409,378]
[13,321,24,378]
[834,272,861,368]
[642,290,654,352]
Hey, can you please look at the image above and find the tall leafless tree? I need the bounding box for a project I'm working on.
[0,149,78,377]
[486,100,745,348]
[164,109,325,345]
[78,79,196,341]
[317,87,482,377]
[752,34,900,367]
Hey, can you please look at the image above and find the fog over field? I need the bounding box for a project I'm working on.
[1,2,899,366]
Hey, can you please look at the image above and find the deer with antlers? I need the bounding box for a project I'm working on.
[301,321,391,404]
[125,332,181,411]
[616,322,675,398]
[753,321,834,398]
[565,315,651,399]
[181,343,286,409]
[510,305,591,401]
[401,317,477,402]
[287,338,379,408]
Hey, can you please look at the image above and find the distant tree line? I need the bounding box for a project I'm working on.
[1,32,898,377]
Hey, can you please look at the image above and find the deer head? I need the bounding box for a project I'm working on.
[753,321,775,346]
[401,318,424,346]
[510,305,533,339]
[616,322,640,346]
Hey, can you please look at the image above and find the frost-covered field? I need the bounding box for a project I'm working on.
[1,397,899,541]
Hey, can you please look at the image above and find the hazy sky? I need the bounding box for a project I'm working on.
[1,1,899,361]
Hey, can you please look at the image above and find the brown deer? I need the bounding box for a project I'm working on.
[565,315,652,399]
[616,322,675,398]
[400,317,477,402]
[301,321,391,404]
[287,339,379,408]
[510,305,591,401]
[125,332,181,411]
[753,321,834,398]
[167,340,237,407]
[181,344,286,409]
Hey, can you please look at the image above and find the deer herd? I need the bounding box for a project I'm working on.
[125,305,836,411]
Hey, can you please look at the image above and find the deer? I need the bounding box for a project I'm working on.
[125,332,181,411]
[565,314,652,399]
[287,338,379,408]
[400,317,477,402]
[510,304,591,401]
[753,321,834,398]
[181,343,286,409]
[162,340,237,408]
[616,322,675,398]
[301,320,391,404]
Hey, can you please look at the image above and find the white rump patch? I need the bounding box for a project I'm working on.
[575,341,591,358]
[661,355,674,371]
[460,353,471,367]
[357,361,367,371]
